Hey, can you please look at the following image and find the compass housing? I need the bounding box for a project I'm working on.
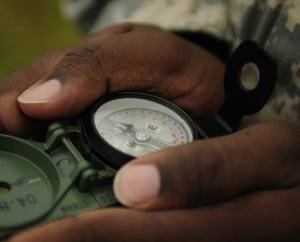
[83,92,201,168]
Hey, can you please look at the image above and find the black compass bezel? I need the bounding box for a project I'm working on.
[82,92,200,168]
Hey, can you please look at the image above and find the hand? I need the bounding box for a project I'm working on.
[9,122,300,242]
[0,22,225,135]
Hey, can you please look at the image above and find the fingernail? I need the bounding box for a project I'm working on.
[113,164,161,207]
[18,79,61,104]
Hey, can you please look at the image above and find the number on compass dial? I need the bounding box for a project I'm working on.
[93,97,194,158]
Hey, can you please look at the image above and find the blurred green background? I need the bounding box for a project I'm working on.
[0,0,83,78]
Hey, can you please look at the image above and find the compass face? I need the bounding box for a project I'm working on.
[92,97,195,158]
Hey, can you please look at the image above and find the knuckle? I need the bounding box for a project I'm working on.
[195,142,228,201]
[157,143,224,202]
[50,45,105,82]
[95,39,119,70]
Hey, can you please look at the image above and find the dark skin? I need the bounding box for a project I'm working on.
[0,23,299,242]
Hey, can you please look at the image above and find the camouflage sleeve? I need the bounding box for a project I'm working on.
[61,0,110,32]
[236,0,300,125]
[62,0,234,41]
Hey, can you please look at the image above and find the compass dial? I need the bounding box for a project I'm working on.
[93,96,195,158]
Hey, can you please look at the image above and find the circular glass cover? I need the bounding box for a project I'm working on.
[93,97,194,157]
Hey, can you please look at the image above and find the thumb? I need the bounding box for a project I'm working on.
[113,122,300,209]
[17,23,153,120]
[17,44,109,120]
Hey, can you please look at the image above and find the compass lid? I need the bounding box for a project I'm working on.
[0,135,59,229]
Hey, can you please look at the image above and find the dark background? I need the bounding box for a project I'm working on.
[0,0,83,78]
